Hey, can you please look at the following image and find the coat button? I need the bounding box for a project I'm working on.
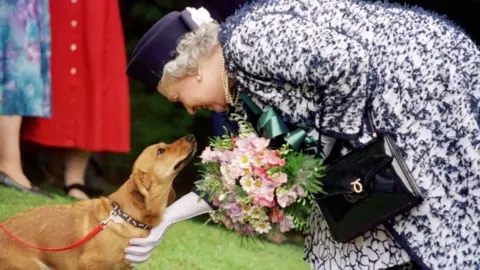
[70,43,77,51]
[71,20,78,27]
[70,67,77,75]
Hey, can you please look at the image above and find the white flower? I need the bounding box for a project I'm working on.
[240,175,255,193]
[249,206,267,220]
[185,7,213,26]
[220,163,236,188]
[254,221,272,234]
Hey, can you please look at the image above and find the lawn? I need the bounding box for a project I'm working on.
[0,186,310,270]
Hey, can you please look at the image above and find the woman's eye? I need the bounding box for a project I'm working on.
[157,148,165,155]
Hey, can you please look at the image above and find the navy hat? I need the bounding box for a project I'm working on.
[126,1,249,90]
[126,10,200,91]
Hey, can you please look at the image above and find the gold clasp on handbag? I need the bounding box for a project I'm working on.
[350,178,363,193]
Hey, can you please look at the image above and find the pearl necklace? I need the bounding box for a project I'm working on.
[219,50,239,105]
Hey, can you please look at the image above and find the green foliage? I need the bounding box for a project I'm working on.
[230,113,257,135]
[283,199,314,233]
[196,161,223,201]
[280,150,326,232]
[282,150,326,194]
[209,129,234,150]
[233,185,252,205]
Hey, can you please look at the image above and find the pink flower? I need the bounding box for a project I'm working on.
[276,189,296,208]
[276,189,290,208]
[219,150,235,163]
[261,186,275,202]
[251,136,270,152]
[291,185,305,197]
[253,196,276,208]
[215,150,230,163]
[270,208,284,223]
[276,185,305,208]
[200,147,230,163]
[235,137,252,152]
[226,203,244,223]
[270,172,288,186]
[200,147,216,162]
[227,164,244,180]
[265,151,286,167]
[235,134,270,154]
[252,185,276,208]
[279,215,295,233]
[252,167,267,179]
[254,150,267,163]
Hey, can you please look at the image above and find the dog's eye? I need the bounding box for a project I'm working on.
[157,148,165,155]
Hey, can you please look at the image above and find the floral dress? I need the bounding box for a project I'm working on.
[219,0,480,269]
[0,0,51,117]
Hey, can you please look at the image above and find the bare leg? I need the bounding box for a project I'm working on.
[64,149,91,200]
[0,115,32,188]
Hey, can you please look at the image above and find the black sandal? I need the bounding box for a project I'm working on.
[64,184,103,199]
[0,172,52,199]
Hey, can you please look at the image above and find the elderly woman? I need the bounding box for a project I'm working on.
[125,0,480,269]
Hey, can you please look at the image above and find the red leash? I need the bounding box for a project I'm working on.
[0,212,113,252]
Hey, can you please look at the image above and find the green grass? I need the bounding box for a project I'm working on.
[0,186,310,270]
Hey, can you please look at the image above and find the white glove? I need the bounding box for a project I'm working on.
[124,192,212,265]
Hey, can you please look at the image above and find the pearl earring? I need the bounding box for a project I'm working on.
[196,75,202,82]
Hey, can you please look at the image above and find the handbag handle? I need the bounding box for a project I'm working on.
[365,109,379,138]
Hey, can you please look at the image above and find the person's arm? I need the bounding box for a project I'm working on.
[124,192,212,265]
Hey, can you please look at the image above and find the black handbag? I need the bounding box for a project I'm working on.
[314,113,424,243]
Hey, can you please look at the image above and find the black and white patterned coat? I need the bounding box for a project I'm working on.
[218,0,480,269]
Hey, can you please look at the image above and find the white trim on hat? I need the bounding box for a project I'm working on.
[185,7,214,27]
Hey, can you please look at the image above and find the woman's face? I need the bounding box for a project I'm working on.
[158,48,227,115]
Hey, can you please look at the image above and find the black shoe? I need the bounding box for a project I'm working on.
[0,172,52,199]
[64,184,103,199]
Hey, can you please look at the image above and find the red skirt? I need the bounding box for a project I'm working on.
[22,0,130,153]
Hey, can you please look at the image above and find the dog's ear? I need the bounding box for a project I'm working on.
[132,171,152,198]
[167,187,176,205]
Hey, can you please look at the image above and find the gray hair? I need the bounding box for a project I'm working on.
[161,22,220,81]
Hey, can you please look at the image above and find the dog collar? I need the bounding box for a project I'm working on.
[111,202,153,230]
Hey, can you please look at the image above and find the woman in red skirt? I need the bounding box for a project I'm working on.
[22,0,130,199]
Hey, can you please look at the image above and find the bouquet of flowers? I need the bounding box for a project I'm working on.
[196,117,326,237]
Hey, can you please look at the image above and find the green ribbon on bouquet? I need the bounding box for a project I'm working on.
[240,94,318,155]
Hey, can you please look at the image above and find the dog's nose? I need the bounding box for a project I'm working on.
[185,135,195,142]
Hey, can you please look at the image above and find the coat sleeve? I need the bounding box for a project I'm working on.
[222,12,371,138]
